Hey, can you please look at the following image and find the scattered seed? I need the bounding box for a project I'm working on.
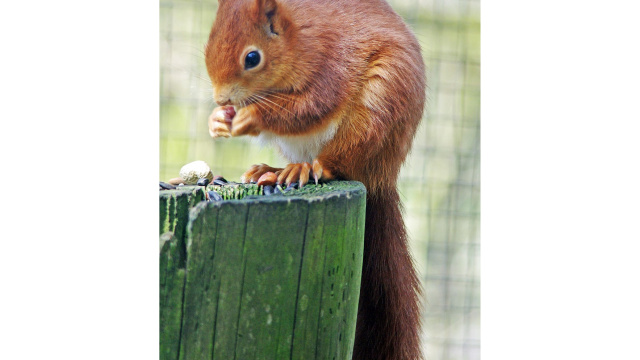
[213,175,228,183]
[213,179,227,186]
[207,190,223,201]
[159,182,176,190]
[197,178,210,186]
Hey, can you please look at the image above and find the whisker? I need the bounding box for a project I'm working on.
[194,94,215,107]
[186,45,207,60]
[260,92,293,103]
[249,95,272,115]
[191,89,214,103]
[189,84,213,93]
[191,74,213,86]
[247,93,272,111]
[256,101,274,118]
[254,93,294,116]
[256,90,297,111]
[266,94,296,108]
[253,94,285,115]
[257,89,295,101]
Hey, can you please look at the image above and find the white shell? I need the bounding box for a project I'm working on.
[179,160,213,185]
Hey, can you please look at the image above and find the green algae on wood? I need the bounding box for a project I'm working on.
[159,181,366,360]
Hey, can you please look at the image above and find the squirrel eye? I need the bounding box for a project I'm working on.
[244,51,261,70]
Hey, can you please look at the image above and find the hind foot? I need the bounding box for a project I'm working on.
[240,159,334,188]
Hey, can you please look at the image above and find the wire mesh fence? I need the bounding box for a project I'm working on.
[160,0,480,359]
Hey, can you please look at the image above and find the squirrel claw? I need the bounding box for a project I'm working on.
[276,162,313,188]
[312,159,334,185]
[312,159,322,185]
[299,162,311,188]
[241,163,284,183]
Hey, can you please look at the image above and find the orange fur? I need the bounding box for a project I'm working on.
[206,1,426,359]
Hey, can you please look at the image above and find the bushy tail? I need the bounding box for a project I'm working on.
[352,188,422,360]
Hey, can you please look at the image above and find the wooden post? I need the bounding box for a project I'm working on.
[160,181,366,360]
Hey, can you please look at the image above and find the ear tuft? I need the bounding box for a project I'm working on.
[256,0,277,16]
[265,0,277,13]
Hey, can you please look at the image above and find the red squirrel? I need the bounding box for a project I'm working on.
[205,0,425,359]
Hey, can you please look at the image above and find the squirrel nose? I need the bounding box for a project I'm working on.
[215,97,232,106]
[213,86,235,106]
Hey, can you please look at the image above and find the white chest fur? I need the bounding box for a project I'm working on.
[255,122,339,164]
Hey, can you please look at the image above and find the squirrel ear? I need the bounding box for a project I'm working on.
[254,0,281,35]
[255,0,277,17]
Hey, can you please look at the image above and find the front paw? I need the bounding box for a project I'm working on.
[231,106,261,137]
[208,106,235,138]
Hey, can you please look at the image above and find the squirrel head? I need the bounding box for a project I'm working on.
[205,0,298,107]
